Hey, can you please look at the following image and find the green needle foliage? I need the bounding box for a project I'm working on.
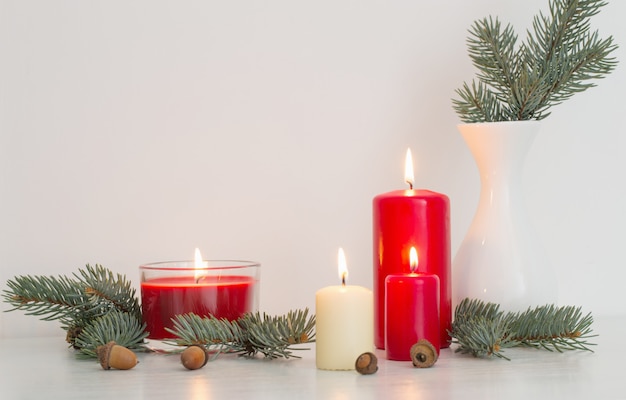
[449,299,518,359]
[450,298,596,360]
[73,309,149,358]
[453,0,618,122]
[3,264,147,354]
[166,309,316,359]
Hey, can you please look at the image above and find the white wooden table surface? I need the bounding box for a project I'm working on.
[1,316,623,400]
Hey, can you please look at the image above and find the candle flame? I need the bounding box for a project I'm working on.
[410,247,418,273]
[338,247,348,285]
[194,248,208,282]
[405,148,414,189]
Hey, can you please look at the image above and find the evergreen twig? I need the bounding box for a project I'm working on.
[2,264,145,350]
[453,0,618,122]
[450,298,596,360]
[509,304,596,352]
[75,264,142,322]
[166,309,316,359]
[73,309,149,358]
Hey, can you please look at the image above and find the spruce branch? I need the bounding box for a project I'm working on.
[166,309,316,359]
[466,16,519,98]
[509,303,596,352]
[450,298,596,360]
[2,264,145,351]
[449,298,518,359]
[453,0,618,122]
[75,264,142,322]
[73,309,148,358]
[3,273,86,324]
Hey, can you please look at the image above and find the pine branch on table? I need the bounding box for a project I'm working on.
[450,298,596,360]
[509,304,595,352]
[2,264,146,352]
[166,308,316,359]
[73,309,149,358]
[75,264,142,321]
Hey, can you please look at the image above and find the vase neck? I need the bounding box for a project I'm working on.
[458,122,541,206]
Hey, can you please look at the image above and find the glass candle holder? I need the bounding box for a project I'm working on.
[139,260,260,340]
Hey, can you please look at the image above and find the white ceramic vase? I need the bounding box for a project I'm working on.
[453,121,558,311]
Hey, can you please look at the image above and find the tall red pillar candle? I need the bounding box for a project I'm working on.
[385,247,440,360]
[140,253,260,340]
[373,149,451,349]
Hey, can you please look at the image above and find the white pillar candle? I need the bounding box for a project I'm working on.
[316,248,374,370]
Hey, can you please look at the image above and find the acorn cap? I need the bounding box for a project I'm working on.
[410,339,438,368]
[96,341,116,370]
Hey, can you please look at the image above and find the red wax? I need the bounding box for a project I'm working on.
[141,276,256,339]
[373,189,451,349]
[385,272,440,360]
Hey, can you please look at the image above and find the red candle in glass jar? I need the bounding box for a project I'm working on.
[141,275,256,339]
[385,247,440,360]
[140,249,259,339]
[373,149,451,349]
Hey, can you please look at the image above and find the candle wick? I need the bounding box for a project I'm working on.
[341,275,346,286]
[195,276,204,284]
[408,182,413,190]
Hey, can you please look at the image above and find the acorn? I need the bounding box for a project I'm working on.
[96,341,138,370]
[181,345,209,370]
[355,352,378,375]
[410,339,438,368]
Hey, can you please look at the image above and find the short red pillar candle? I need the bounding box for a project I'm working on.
[373,149,451,349]
[385,247,440,360]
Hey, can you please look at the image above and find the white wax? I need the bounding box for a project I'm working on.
[315,284,374,370]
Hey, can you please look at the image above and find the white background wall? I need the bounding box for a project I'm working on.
[1,0,624,338]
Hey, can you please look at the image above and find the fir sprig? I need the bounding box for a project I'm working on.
[450,298,596,360]
[453,0,618,122]
[450,300,518,359]
[4,273,86,323]
[76,265,142,321]
[2,264,146,351]
[166,309,316,359]
[73,309,149,358]
[509,304,595,352]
